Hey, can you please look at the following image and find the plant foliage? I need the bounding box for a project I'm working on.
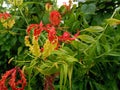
[0,0,120,90]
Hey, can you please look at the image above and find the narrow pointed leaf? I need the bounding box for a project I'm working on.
[85,26,104,33]
[78,34,95,43]
[106,18,120,26]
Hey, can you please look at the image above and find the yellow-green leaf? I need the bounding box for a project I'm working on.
[106,18,120,26]
[36,61,59,75]
[78,34,95,43]
[85,26,104,32]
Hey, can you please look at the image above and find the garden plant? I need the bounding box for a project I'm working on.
[0,0,120,90]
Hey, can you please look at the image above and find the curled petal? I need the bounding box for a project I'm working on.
[48,27,57,42]
[0,67,27,90]
[26,24,38,35]
[58,31,80,42]
[0,68,15,90]
[26,21,44,40]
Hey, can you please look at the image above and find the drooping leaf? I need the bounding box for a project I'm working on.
[60,65,64,90]
[36,61,59,75]
[68,64,73,90]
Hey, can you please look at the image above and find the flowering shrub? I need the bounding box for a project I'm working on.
[25,10,79,60]
[0,0,120,90]
[0,67,26,90]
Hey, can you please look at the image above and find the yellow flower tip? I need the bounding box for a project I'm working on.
[0,15,15,29]
[25,36,31,47]
[8,19,15,28]
[3,19,15,29]
[30,36,41,57]
[42,39,58,59]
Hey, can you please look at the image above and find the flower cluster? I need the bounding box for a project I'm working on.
[25,10,79,58]
[0,67,27,90]
[8,0,23,7]
[0,12,15,29]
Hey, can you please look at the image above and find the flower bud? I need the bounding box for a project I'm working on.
[45,3,52,11]
[8,0,23,7]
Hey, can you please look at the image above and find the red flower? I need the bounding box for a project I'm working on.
[34,21,44,39]
[58,31,79,42]
[26,21,44,40]
[49,11,61,26]
[0,67,27,90]
[44,24,53,32]
[26,24,38,35]
[48,26,57,43]
[0,12,11,19]
[0,68,14,90]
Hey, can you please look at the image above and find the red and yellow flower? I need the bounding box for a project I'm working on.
[0,67,27,90]
[0,12,15,29]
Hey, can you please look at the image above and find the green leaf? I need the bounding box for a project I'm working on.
[63,64,68,86]
[17,46,23,55]
[85,26,104,33]
[106,52,120,56]
[106,18,120,26]
[78,34,95,43]
[71,41,88,51]
[68,64,73,90]
[42,12,49,24]
[60,47,75,56]
[65,56,78,63]
[93,82,106,90]
[81,3,96,15]
[96,41,102,55]
[36,61,59,75]
[60,63,68,90]
[71,21,80,31]
[30,59,37,67]
[60,66,64,90]
[117,71,120,79]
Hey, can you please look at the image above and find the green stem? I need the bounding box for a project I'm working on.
[19,7,29,25]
